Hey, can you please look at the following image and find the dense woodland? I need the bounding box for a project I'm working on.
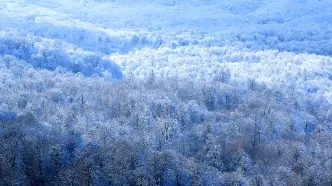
[1,53,332,185]
[1,0,332,184]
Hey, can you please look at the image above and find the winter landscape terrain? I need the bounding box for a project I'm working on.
[1,0,332,185]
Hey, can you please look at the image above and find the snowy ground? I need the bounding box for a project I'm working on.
[1,0,332,101]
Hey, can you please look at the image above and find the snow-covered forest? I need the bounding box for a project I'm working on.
[1,0,332,185]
